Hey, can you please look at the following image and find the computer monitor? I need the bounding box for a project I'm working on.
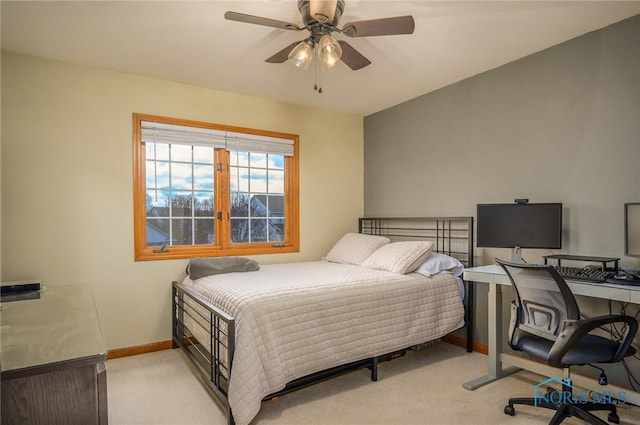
[625,203,640,258]
[477,202,563,262]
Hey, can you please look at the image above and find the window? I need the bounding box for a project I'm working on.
[133,113,299,260]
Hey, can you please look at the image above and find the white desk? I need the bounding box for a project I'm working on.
[463,264,640,405]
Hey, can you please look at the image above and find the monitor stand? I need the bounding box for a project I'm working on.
[511,247,524,263]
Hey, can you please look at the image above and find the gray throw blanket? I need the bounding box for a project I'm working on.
[187,257,260,280]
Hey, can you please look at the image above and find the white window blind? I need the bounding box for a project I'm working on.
[141,121,294,156]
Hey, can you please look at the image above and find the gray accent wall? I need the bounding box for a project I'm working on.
[364,14,640,386]
[364,14,640,271]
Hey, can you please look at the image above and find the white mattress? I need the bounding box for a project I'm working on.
[182,260,465,425]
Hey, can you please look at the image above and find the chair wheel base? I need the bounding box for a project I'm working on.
[607,412,619,424]
[504,405,516,416]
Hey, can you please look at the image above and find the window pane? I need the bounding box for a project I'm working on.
[250,196,267,217]
[146,190,169,216]
[195,219,215,244]
[147,161,170,190]
[230,151,249,167]
[268,154,284,170]
[230,167,249,192]
[269,169,285,194]
[193,164,214,190]
[250,153,267,168]
[146,143,155,160]
[231,218,249,243]
[146,218,170,246]
[171,144,192,162]
[171,193,193,217]
[249,169,267,193]
[172,219,193,245]
[155,143,170,161]
[268,195,285,216]
[231,192,249,217]
[250,219,268,242]
[171,162,192,190]
[269,218,285,241]
[194,192,214,217]
[145,160,156,188]
[193,146,213,164]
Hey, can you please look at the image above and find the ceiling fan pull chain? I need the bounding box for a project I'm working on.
[317,48,324,94]
[313,52,318,91]
[313,46,322,93]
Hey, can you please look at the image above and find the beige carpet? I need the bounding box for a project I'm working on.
[107,342,640,425]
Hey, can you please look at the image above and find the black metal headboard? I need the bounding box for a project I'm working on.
[359,216,474,268]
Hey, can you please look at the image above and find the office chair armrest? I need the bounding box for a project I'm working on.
[548,315,638,367]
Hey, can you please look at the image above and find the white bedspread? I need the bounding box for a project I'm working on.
[182,261,464,425]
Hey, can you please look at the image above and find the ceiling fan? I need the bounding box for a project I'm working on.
[224,0,415,72]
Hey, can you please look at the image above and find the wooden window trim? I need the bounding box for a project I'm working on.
[133,113,299,261]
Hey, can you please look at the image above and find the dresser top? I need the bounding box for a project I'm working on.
[1,284,105,374]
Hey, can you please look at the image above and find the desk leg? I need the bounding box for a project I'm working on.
[488,282,502,377]
[463,282,519,390]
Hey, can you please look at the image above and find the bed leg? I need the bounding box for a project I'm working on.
[172,283,179,349]
[371,357,379,381]
[466,280,474,353]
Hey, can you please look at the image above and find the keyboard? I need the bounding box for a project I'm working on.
[605,276,640,287]
[554,266,615,283]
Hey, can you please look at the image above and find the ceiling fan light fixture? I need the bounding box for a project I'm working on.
[288,39,315,69]
[226,0,416,81]
[317,34,342,68]
[310,0,337,23]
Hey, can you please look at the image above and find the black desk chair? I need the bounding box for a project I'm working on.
[496,259,638,425]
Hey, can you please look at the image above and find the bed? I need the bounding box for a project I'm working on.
[172,216,474,425]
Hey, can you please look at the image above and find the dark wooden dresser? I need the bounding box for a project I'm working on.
[1,284,108,425]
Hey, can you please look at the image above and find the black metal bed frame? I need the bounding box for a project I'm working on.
[172,216,474,425]
[172,282,235,421]
[359,216,475,352]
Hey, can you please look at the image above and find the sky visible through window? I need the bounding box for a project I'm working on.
[145,142,285,246]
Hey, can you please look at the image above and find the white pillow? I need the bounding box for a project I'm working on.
[414,253,464,277]
[361,241,434,274]
[325,233,390,265]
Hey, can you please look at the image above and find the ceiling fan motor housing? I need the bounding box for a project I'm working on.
[298,0,345,28]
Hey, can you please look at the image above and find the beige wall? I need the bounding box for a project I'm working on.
[1,51,364,350]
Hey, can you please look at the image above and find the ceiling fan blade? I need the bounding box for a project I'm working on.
[224,11,303,31]
[265,41,303,63]
[337,41,371,70]
[341,15,415,37]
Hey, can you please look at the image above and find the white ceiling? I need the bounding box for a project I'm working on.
[2,1,640,116]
